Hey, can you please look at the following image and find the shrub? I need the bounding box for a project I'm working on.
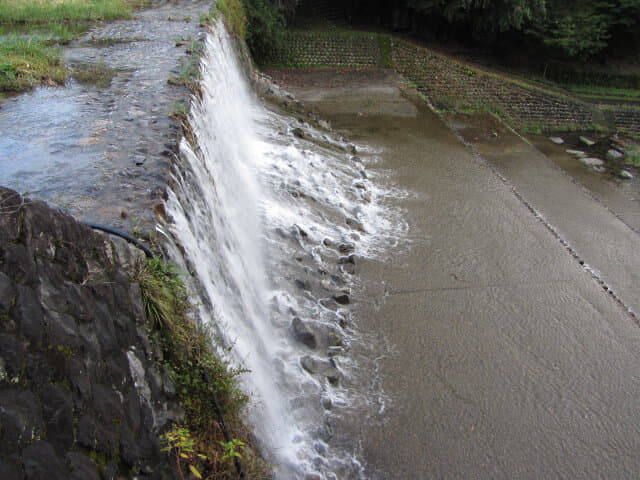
[244,0,286,64]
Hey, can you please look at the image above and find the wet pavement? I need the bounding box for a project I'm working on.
[0,0,212,234]
[271,68,640,478]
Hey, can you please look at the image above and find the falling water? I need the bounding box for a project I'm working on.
[161,20,405,479]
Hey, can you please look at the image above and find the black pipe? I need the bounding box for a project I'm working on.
[83,221,155,258]
[86,221,246,477]
[202,370,246,479]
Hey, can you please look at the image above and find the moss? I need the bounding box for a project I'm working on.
[379,35,392,68]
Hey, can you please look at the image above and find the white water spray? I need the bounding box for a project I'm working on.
[162,21,405,479]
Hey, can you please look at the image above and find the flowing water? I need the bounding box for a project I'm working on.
[161,22,405,478]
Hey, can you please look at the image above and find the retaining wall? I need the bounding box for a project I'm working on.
[280,32,381,67]
[274,31,640,136]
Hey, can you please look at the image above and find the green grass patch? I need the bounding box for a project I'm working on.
[0,34,67,91]
[379,35,392,68]
[0,0,138,25]
[564,84,640,101]
[168,35,204,90]
[135,258,268,478]
[215,0,246,39]
[625,145,640,166]
[0,0,144,93]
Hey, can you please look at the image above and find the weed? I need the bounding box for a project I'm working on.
[215,0,246,39]
[134,258,267,478]
[625,146,640,167]
[0,0,141,93]
[379,35,392,68]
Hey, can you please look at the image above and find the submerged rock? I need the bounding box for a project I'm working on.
[291,317,317,349]
[300,355,318,374]
[580,136,596,147]
[607,149,624,160]
[566,149,586,158]
[581,157,604,167]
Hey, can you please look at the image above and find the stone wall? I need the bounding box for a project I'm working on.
[392,40,597,131]
[281,32,381,67]
[273,31,640,136]
[0,187,180,480]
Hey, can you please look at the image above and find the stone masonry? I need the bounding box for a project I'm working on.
[0,187,181,480]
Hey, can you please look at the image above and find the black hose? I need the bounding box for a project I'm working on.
[202,370,246,479]
[86,221,246,477]
[83,221,155,258]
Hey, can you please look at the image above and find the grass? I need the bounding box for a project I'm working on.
[626,145,640,166]
[0,0,143,93]
[135,258,268,479]
[564,84,640,102]
[215,0,246,39]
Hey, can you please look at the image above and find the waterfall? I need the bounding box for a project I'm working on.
[161,20,404,479]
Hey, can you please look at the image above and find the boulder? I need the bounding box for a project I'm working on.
[291,317,317,349]
[579,136,596,146]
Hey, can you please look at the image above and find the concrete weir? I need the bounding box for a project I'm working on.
[271,68,640,478]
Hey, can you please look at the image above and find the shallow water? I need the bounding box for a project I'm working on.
[278,69,640,478]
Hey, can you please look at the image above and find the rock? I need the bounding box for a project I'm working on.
[305,473,323,480]
[300,356,317,374]
[66,452,100,480]
[333,294,350,305]
[22,441,67,480]
[580,157,604,167]
[566,149,586,158]
[579,136,596,146]
[549,136,564,145]
[291,317,317,349]
[321,396,332,410]
[326,367,340,385]
[345,217,364,232]
[39,385,74,452]
[0,455,24,480]
[338,242,355,253]
[292,127,307,139]
[620,170,633,179]
[338,254,356,265]
[606,149,624,160]
[294,278,310,290]
[0,390,45,453]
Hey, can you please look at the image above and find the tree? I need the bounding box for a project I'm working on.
[406,0,547,33]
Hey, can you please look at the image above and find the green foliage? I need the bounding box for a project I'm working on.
[220,438,246,462]
[0,0,139,93]
[162,426,208,480]
[168,35,204,90]
[244,0,287,64]
[0,34,67,91]
[216,0,246,38]
[407,0,546,32]
[625,146,640,167]
[379,35,392,68]
[135,258,263,478]
[0,0,136,25]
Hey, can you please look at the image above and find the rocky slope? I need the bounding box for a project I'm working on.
[0,187,181,479]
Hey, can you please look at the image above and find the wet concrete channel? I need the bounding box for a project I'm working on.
[270,68,640,478]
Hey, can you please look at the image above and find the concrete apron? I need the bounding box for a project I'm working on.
[276,69,640,478]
